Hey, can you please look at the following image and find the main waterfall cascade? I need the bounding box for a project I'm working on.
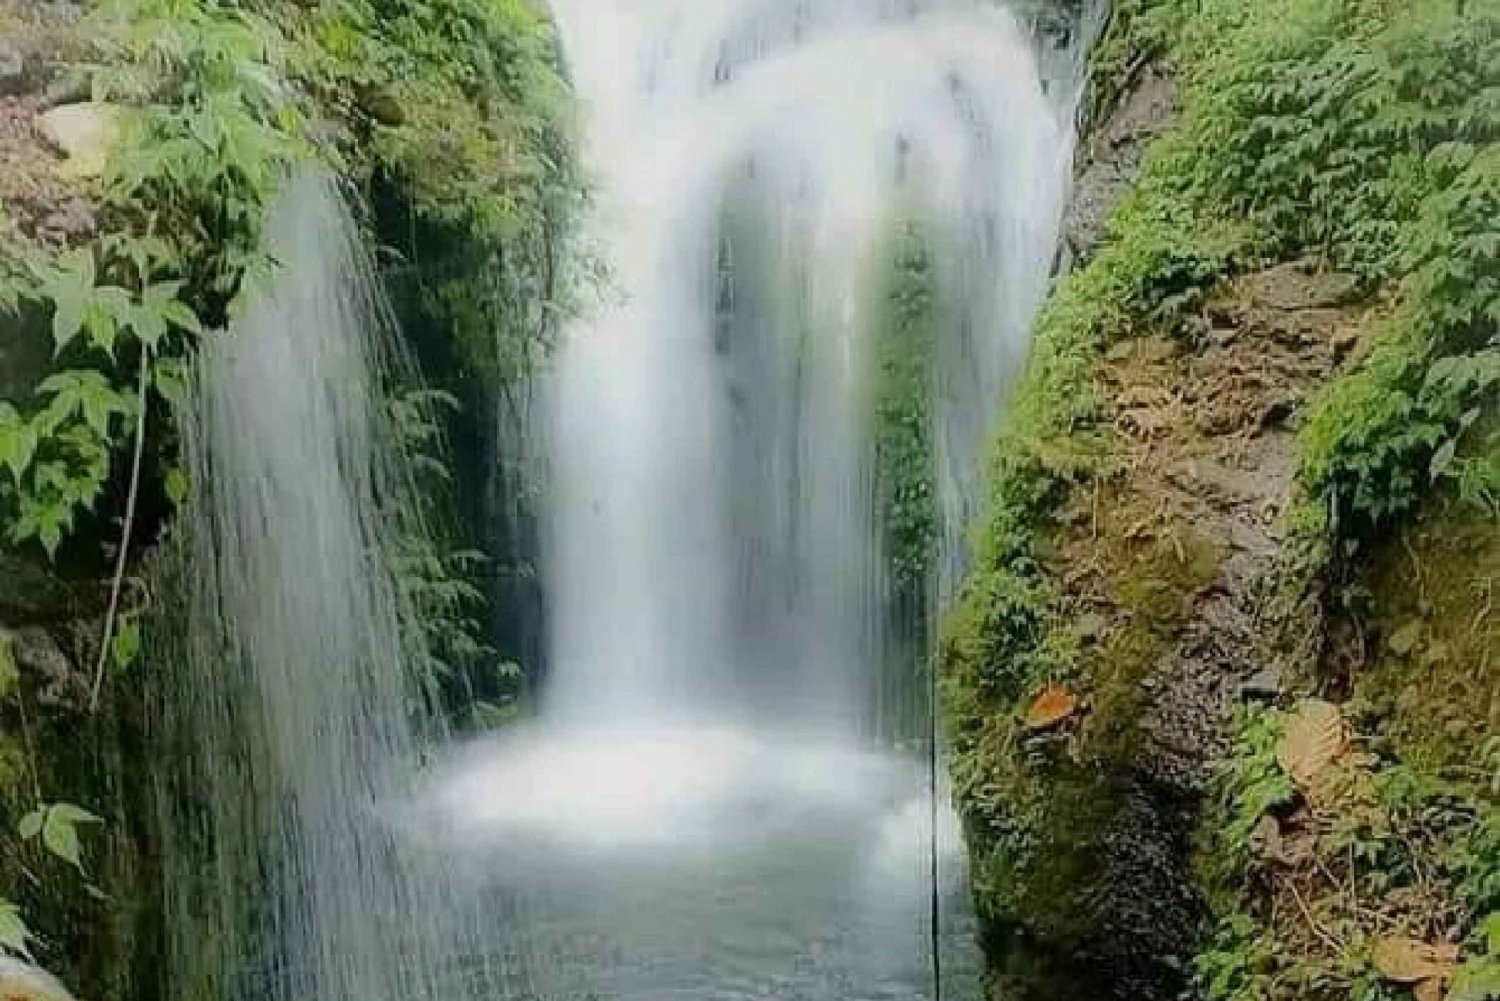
[157,2,1088,999]
[422,0,1086,998]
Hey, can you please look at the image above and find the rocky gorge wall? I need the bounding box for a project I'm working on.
[941,1,1498,999]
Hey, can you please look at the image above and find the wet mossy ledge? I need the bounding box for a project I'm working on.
[0,0,576,991]
[941,0,1498,999]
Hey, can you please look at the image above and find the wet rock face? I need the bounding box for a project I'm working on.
[997,259,1367,1000]
[1063,64,1178,266]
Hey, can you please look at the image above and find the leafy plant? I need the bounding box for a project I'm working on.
[0,899,33,959]
[18,804,104,873]
[1209,707,1297,878]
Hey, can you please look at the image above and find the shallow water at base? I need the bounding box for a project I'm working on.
[412,723,982,1000]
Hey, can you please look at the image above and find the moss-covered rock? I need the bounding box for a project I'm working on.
[943,1,1496,997]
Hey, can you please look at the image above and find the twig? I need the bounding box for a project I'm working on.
[1288,878,1344,956]
[1472,576,1493,638]
[90,347,150,712]
[1401,531,1426,609]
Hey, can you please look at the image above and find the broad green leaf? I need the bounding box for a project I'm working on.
[0,405,38,484]
[159,299,203,336]
[39,803,102,871]
[51,295,83,354]
[36,370,132,439]
[150,358,189,407]
[44,248,95,354]
[131,302,167,349]
[82,303,119,356]
[111,619,140,670]
[0,900,32,958]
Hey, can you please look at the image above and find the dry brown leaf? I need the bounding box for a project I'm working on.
[1371,936,1459,984]
[1414,977,1446,1001]
[1024,685,1078,731]
[1277,699,1350,790]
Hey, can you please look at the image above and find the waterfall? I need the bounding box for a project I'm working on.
[149,2,1085,996]
[417,1,1085,997]
[152,172,484,1001]
[540,0,1074,729]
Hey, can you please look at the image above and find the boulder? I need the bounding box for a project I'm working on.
[0,959,77,1001]
[35,101,120,177]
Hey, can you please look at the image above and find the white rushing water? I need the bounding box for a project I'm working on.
[419,1,1086,998]
[540,0,1076,727]
[158,173,487,1001]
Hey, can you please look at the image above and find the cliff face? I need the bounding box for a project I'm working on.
[942,1,1498,999]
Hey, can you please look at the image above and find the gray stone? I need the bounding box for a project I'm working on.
[41,68,91,110]
[1062,65,1180,264]
[1243,262,1360,311]
[0,43,24,97]
[10,626,80,706]
[35,101,121,177]
[0,959,77,1001]
[1238,667,1282,701]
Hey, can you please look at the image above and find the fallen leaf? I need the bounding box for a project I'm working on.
[1024,685,1078,731]
[1372,936,1459,984]
[1277,700,1350,790]
[1414,977,1445,1001]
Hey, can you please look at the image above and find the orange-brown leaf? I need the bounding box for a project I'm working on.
[1371,936,1459,984]
[1414,976,1447,1001]
[1277,699,1350,790]
[1024,685,1078,731]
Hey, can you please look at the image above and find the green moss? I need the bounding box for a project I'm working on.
[873,222,939,616]
[1355,497,1500,775]
[282,0,577,382]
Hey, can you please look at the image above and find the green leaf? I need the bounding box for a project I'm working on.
[0,900,32,958]
[39,803,102,871]
[159,298,203,336]
[0,404,39,484]
[163,466,189,508]
[111,618,140,670]
[43,248,95,354]
[150,358,189,407]
[52,295,84,353]
[36,370,133,439]
[1452,957,1500,1001]
[17,809,43,840]
[1431,438,1458,480]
